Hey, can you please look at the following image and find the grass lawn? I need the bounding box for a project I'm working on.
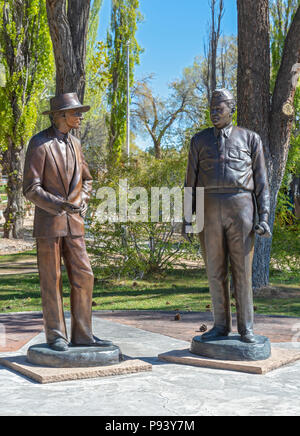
[0,250,300,317]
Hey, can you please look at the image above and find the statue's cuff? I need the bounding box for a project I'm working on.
[259,213,269,223]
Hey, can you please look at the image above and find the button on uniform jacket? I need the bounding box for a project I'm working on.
[185,125,270,222]
[23,126,93,238]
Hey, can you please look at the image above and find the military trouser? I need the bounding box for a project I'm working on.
[200,191,255,335]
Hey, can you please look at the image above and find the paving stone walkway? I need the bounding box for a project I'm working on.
[0,312,43,352]
[1,315,300,416]
[1,310,300,353]
[97,310,300,343]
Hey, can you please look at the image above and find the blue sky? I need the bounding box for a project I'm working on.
[97,0,238,97]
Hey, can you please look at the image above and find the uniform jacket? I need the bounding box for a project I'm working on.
[185,124,270,222]
[23,126,93,238]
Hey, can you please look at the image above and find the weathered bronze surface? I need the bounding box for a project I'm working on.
[23,93,112,352]
[27,344,122,368]
[184,89,271,345]
[190,334,271,361]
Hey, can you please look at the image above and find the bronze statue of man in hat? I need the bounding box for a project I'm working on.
[23,93,112,352]
[184,88,271,344]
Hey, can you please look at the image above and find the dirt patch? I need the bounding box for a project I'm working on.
[0,239,35,256]
[254,285,300,299]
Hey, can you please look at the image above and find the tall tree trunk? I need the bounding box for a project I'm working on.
[46,0,90,102]
[237,0,271,288]
[1,1,26,239]
[154,139,162,160]
[237,0,300,290]
[237,0,270,146]
[3,143,25,239]
[210,0,224,95]
[204,0,224,102]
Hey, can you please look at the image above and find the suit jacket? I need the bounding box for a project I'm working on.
[185,125,270,222]
[23,126,93,238]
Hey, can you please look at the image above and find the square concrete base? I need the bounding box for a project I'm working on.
[158,348,300,375]
[0,356,152,384]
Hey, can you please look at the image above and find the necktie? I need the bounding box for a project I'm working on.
[63,136,75,185]
[218,129,225,150]
[218,129,226,184]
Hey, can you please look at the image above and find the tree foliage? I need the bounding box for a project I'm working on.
[85,0,110,96]
[87,151,197,278]
[106,0,142,161]
[86,0,104,63]
[0,0,54,238]
[132,77,196,159]
[81,40,110,176]
[0,0,53,149]
[270,0,300,89]
[271,4,300,272]
[81,0,110,175]
[269,0,300,273]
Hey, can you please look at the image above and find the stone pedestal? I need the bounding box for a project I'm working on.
[27,344,121,368]
[0,355,152,384]
[190,334,271,362]
[158,348,300,375]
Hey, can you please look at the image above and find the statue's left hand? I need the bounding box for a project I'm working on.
[255,221,272,238]
[80,201,88,218]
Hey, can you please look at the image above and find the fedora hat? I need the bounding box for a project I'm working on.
[42,92,90,115]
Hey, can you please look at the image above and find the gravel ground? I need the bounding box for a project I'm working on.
[0,217,35,255]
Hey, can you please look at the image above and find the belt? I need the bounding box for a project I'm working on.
[204,188,252,194]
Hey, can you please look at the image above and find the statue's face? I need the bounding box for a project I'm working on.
[210,101,232,130]
[53,109,83,132]
[65,109,83,129]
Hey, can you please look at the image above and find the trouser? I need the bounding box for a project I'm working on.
[201,192,255,335]
[36,236,94,345]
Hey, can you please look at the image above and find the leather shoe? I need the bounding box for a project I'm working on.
[49,338,69,352]
[72,336,114,347]
[241,333,257,344]
[201,326,230,341]
[92,336,114,347]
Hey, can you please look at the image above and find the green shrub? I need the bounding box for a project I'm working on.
[271,126,300,274]
[87,150,200,278]
[271,220,300,274]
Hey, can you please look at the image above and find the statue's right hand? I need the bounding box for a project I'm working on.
[61,202,82,215]
[254,221,272,238]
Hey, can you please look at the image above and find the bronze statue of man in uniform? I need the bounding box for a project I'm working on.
[184,89,271,344]
[23,93,112,352]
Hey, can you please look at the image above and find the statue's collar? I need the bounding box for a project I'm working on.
[214,123,233,138]
[52,125,69,142]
